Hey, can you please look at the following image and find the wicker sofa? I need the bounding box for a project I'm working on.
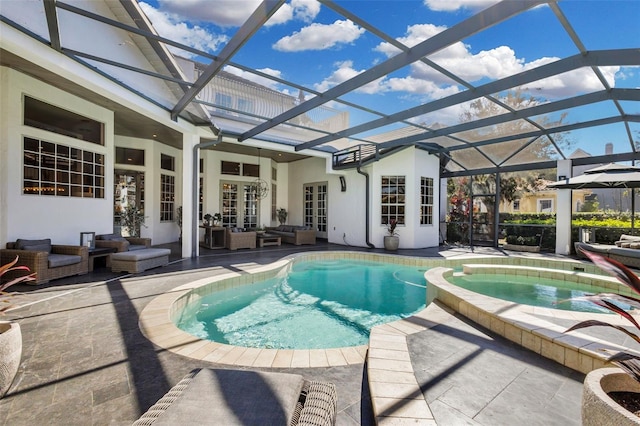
[133,368,337,426]
[266,225,316,245]
[95,233,151,252]
[1,238,88,285]
[225,228,256,250]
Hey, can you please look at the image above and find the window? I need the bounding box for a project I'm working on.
[513,199,520,211]
[381,176,405,225]
[116,147,145,166]
[23,137,104,198]
[24,96,104,145]
[238,98,253,114]
[420,177,433,225]
[215,93,232,108]
[160,174,175,221]
[221,161,240,175]
[271,183,277,222]
[242,163,259,177]
[538,199,553,213]
[161,153,175,171]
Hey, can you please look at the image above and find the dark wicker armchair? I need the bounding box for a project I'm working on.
[1,239,88,285]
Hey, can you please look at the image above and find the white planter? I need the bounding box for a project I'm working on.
[0,321,22,398]
[583,367,640,425]
[384,236,399,251]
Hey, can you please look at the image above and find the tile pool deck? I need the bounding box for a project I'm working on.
[0,242,625,425]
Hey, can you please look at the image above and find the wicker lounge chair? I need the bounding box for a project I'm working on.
[0,239,88,285]
[95,233,151,252]
[133,368,337,426]
[225,228,257,250]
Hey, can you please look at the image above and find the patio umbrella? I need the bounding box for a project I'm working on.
[547,163,640,189]
[548,163,640,229]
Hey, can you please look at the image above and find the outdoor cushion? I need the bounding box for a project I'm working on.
[128,244,146,251]
[110,248,170,261]
[152,369,305,426]
[47,254,82,268]
[98,234,128,242]
[16,238,52,252]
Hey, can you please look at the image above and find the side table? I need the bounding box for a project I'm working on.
[257,233,281,247]
[88,247,117,271]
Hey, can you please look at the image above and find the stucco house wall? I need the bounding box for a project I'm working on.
[1,67,115,246]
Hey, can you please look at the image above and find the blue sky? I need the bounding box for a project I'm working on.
[139,0,639,157]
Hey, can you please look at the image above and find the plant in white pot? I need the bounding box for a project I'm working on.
[565,244,640,424]
[0,256,36,399]
[384,219,399,251]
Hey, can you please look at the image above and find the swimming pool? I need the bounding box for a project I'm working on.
[175,259,427,349]
[447,272,630,313]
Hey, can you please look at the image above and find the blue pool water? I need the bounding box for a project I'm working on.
[448,273,628,313]
[176,260,427,349]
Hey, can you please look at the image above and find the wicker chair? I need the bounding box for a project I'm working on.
[225,228,256,250]
[1,239,88,285]
[133,368,337,426]
[94,234,151,252]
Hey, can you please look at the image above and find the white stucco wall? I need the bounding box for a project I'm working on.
[0,67,114,246]
[287,156,366,245]
[200,149,290,229]
[114,136,183,245]
[371,147,441,249]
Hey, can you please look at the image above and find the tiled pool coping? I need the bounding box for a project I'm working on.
[139,251,442,368]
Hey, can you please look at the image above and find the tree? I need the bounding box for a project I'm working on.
[452,89,574,170]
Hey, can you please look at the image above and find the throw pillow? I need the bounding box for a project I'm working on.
[16,238,52,252]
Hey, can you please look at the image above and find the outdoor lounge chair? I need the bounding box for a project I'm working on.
[133,368,337,426]
[0,238,88,284]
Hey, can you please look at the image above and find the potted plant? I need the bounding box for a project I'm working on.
[0,256,36,399]
[203,213,213,226]
[255,225,266,235]
[384,219,400,251]
[565,244,640,424]
[120,204,147,237]
[176,206,183,242]
[213,213,222,226]
[277,208,287,225]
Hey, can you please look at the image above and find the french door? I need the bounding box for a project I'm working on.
[303,182,327,239]
[114,170,144,236]
[221,181,258,228]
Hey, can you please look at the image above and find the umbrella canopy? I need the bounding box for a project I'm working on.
[548,163,640,189]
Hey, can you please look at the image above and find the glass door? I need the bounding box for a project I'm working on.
[471,194,495,246]
[221,181,259,229]
[114,170,144,236]
[243,184,258,228]
[221,183,238,228]
[303,182,327,238]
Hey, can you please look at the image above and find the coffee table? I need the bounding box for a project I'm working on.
[88,247,116,271]
[257,233,281,247]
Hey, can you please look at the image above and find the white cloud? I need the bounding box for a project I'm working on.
[292,0,321,22]
[156,0,260,27]
[373,23,614,101]
[273,20,364,52]
[375,23,447,56]
[223,66,282,90]
[155,0,319,27]
[140,2,229,56]
[423,0,499,12]
[521,65,619,99]
[314,61,386,94]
